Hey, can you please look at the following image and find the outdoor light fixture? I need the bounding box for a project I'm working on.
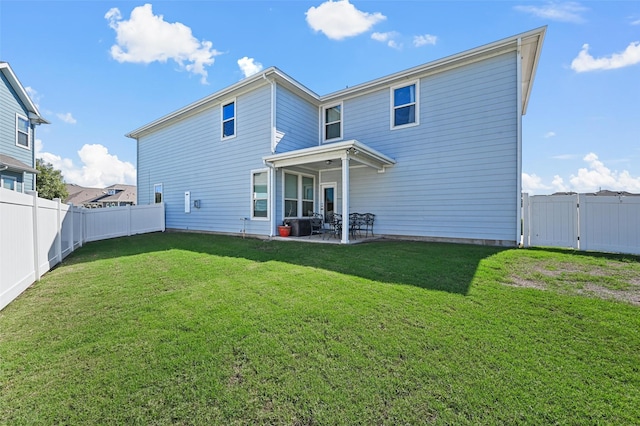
[325,160,333,165]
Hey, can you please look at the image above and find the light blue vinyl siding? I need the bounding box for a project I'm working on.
[274,86,317,153]
[0,72,35,191]
[137,84,273,236]
[335,52,519,242]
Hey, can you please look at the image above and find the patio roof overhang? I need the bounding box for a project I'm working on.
[262,140,395,172]
[263,140,395,244]
[0,154,39,174]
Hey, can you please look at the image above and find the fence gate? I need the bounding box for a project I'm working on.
[523,193,640,255]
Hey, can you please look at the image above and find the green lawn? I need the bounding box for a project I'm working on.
[1,233,639,425]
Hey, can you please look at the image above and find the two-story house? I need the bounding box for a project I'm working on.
[127,27,546,245]
[0,62,49,193]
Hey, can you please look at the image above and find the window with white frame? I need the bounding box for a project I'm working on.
[391,82,419,129]
[16,114,30,148]
[323,103,342,141]
[284,172,314,218]
[1,175,17,190]
[222,100,236,139]
[252,170,269,219]
[154,183,163,204]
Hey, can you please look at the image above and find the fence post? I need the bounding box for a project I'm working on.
[54,198,62,264]
[68,204,74,254]
[127,204,132,236]
[577,193,586,251]
[30,191,41,281]
[522,192,530,247]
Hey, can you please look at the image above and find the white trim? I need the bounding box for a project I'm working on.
[516,39,523,244]
[221,98,237,141]
[264,140,395,172]
[390,80,420,130]
[250,168,270,221]
[319,182,337,220]
[341,154,350,243]
[322,101,343,142]
[16,113,30,149]
[0,63,47,123]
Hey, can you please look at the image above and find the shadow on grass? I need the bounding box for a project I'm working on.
[63,231,510,295]
[522,246,640,262]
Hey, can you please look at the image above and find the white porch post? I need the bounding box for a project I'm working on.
[341,154,350,244]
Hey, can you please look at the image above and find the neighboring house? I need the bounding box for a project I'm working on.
[65,183,137,208]
[553,190,640,197]
[0,62,49,193]
[127,27,546,245]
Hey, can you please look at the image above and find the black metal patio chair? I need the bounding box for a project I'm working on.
[363,213,375,237]
[309,212,324,238]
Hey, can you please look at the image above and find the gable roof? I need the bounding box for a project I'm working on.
[64,183,137,206]
[126,27,546,139]
[0,62,49,124]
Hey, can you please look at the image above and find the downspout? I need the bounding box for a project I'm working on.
[516,37,523,246]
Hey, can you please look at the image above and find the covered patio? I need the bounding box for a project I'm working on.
[263,140,395,244]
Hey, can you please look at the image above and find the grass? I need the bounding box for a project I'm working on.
[1,232,639,425]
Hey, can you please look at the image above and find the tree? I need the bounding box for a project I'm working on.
[36,159,68,200]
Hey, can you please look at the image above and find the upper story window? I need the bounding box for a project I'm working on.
[16,114,30,148]
[391,82,419,129]
[222,100,236,139]
[323,104,342,141]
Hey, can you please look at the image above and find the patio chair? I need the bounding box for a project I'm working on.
[364,213,375,237]
[349,213,365,239]
[309,212,324,238]
[325,213,342,239]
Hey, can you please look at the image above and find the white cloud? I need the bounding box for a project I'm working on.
[514,2,587,23]
[571,42,640,72]
[522,172,552,194]
[37,141,136,187]
[387,40,402,50]
[306,0,386,40]
[568,153,640,192]
[371,31,393,42]
[56,112,77,124]
[371,31,401,49]
[524,153,640,194]
[105,4,221,84]
[632,19,640,26]
[544,131,556,138]
[237,57,263,78]
[551,175,570,193]
[413,34,437,47]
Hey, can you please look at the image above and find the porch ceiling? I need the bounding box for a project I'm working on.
[263,140,396,172]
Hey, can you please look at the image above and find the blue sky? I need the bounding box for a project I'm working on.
[1,1,639,194]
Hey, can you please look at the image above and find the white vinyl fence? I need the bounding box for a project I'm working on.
[523,193,640,255]
[0,189,165,311]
